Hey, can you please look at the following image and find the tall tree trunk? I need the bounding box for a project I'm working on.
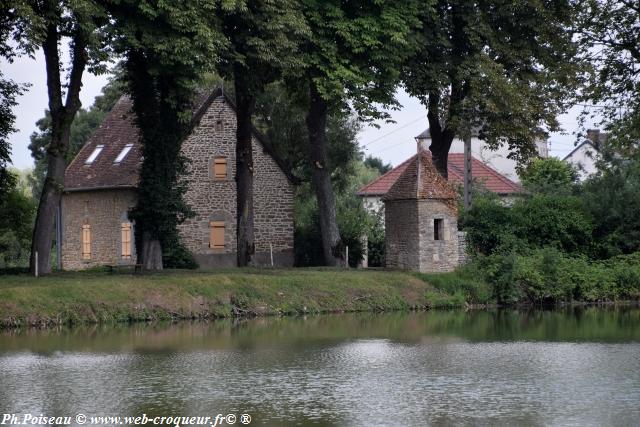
[306,80,342,266]
[126,49,164,271]
[234,72,256,267]
[426,92,455,179]
[141,232,163,271]
[30,14,87,275]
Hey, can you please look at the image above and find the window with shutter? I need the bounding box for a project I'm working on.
[82,224,91,260]
[212,157,227,180]
[209,221,225,249]
[121,222,132,259]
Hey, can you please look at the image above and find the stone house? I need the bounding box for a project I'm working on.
[61,88,295,270]
[383,148,460,273]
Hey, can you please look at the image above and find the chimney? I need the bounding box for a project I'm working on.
[415,129,430,154]
[586,129,601,150]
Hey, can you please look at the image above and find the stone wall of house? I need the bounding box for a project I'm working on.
[417,200,459,272]
[61,189,137,270]
[179,97,295,267]
[457,231,469,265]
[384,200,420,270]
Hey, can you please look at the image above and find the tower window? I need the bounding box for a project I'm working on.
[434,219,444,241]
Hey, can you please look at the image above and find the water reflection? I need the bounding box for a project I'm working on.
[0,308,639,426]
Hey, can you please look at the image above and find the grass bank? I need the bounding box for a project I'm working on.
[0,268,489,329]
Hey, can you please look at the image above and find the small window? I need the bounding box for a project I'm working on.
[215,120,223,132]
[434,218,444,241]
[82,223,91,259]
[85,145,104,164]
[209,221,225,249]
[212,157,228,180]
[121,222,132,259]
[114,144,133,164]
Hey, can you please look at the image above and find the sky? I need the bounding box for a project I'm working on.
[4,53,600,171]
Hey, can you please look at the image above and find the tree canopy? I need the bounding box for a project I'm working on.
[576,0,640,154]
[404,0,580,177]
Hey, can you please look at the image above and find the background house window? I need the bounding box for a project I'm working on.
[82,224,91,259]
[209,221,225,249]
[121,222,132,259]
[434,218,444,241]
[212,157,228,180]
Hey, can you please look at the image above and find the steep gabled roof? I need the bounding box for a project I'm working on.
[358,152,523,197]
[383,151,458,201]
[562,140,598,162]
[64,87,296,192]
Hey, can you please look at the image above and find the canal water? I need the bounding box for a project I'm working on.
[1,308,639,426]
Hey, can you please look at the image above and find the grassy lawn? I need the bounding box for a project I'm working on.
[0,268,485,328]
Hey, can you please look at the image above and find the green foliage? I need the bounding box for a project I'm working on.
[366,207,385,267]
[0,75,24,197]
[255,82,364,191]
[419,263,493,304]
[28,74,124,198]
[462,193,594,256]
[477,249,640,305]
[162,234,198,270]
[106,0,224,265]
[294,159,384,267]
[364,156,392,175]
[576,0,640,154]
[581,153,640,258]
[404,0,579,164]
[511,195,593,255]
[519,157,578,194]
[298,0,421,118]
[0,170,36,268]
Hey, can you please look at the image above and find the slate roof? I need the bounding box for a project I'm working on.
[383,151,458,201]
[358,152,523,197]
[64,87,296,192]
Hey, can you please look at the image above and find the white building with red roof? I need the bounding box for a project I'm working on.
[358,148,524,213]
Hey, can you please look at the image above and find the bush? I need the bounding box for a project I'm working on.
[475,249,640,305]
[461,193,594,257]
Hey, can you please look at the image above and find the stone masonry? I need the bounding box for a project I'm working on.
[61,90,294,270]
[61,189,138,270]
[383,150,460,273]
[178,96,294,267]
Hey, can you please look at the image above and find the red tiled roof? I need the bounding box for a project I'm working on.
[65,88,296,192]
[358,152,523,196]
[383,151,458,201]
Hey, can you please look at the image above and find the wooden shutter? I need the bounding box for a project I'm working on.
[121,222,132,259]
[82,224,91,260]
[213,157,227,180]
[209,221,225,249]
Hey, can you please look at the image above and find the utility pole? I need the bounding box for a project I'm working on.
[463,133,472,210]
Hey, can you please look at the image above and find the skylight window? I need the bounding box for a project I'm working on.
[85,145,104,164]
[114,144,133,164]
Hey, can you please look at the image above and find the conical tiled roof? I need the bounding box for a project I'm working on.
[383,151,458,201]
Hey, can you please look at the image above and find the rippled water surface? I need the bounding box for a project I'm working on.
[1,308,640,426]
